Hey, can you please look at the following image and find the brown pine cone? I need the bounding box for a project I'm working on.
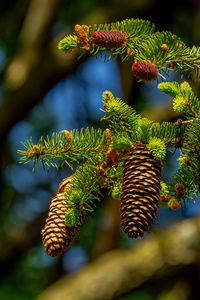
[57,176,72,193]
[120,143,162,238]
[41,176,83,256]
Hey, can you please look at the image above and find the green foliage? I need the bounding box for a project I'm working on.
[110,133,132,150]
[185,45,200,68]
[18,82,200,216]
[65,159,103,213]
[18,18,200,244]
[150,122,179,146]
[160,182,169,195]
[112,182,122,200]
[71,128,106,152]
[175,153,200,199]
[18,128,106,170]
[65,207,80,226]
[158,81,200,117]
[173,117,200,198]
[134,31,189,69]
[184,117,200,151]
[157,81,200,198]
[57,34,78,52]
[102,90,139,141]
[158,81,181,97]
[148,138,166,161]
[91,18,155,37]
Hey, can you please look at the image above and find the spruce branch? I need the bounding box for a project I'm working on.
[183,117,200,151]
[174,153,200,200]
[58,19,155,61]
[173,116,200,198]
[90,18,155,60]
[57,18,200,76]
[64,158,104,213]
[158,81,200,117]
[134,31,190,69]
[182,45,200,69]
[91,18,155,37]
[18,128,106,170]
[150,121,180,146]
[57,34,78,52]
[18,18,200,255]
[148,137,166,161]
[102,90,139,142]
[18,85,200,252]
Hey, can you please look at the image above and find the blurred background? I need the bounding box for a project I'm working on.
[1,0,200,299]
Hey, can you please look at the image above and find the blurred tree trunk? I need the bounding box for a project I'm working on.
[92,195,120,257]
[37,216,200,300]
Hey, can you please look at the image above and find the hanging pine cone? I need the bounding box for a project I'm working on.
[57,176,72,193]
[92,30,126,49]
[41,176,83,256]
[120,143,162,238]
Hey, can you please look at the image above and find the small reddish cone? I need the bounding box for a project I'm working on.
[92,30,126,49]
[41,176,83,256]
[131,61,158,81]
[120,143,162,238]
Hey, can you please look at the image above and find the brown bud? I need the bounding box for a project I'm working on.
[175,118,183,127]
[74,24,90,50]
[160,43,169,54]
[168,197,180,210]
[62,130,73,143]
[106,149,119,165]
[167,62,176,70]
[26,145,45,158]
[160,194,171,204]
[175,183,185,197]
[182,158,191,166]
[104,128,112,145]
[127,48,136,57]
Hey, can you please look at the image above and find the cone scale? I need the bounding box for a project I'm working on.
[41,176,83,256]
[120,143,162,238]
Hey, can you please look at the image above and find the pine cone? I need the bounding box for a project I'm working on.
[131,61,158,82]
[120,143,162,238]
[41,176,83,256]
[92,30,126,49]
[57,176,72,193]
